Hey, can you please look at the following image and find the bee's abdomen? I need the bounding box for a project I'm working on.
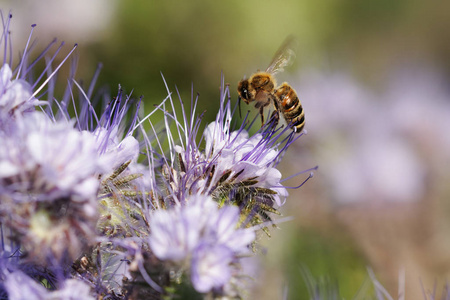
[291,111,305,132]
[276,83,296,108]
[275,83,305,132]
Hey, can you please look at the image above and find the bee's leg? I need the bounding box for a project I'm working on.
[259,106,265,127]
[270,110,280,127]
[269,95,281,128]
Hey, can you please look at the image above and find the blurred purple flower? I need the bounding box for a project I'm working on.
[190,243,233,293]
[148,197,206,261]
[148,195,254,293]
[0,112,103,201]
[297,69,437,203]
[0,64,46,119]
[0,110,104,263]
[4,270,94,300]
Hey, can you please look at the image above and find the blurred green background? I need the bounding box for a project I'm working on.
[3,0,450,298]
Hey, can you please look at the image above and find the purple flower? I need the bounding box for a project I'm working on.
[148,195,255,293]
[202,204,255,254]
[4,270,94,300]
[0,18,146,266]
[202,120,288,206]
[49,279,95,300]
[169,92,290,206]
[0,106,107,261]
[156,83,300,244]
[190,243,233,293]
[148,199,206,261]
[4,270,49,300]
[93,125,140,173]
[0,111,103,201]
[0,64,46,119]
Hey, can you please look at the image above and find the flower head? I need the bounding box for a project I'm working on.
[190,243,234,293]
[0,111,106,262]
[156,82,299,239]
[148,195,255,293]
[4,270,94,300]
[0,64,46,121]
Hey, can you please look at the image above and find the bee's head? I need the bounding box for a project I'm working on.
[237,79,254,104]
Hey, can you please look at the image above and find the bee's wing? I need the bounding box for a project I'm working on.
[265,35,297,75]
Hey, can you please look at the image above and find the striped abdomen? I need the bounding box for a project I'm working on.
[274,83,305,133]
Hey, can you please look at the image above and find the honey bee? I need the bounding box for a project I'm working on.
[237,37,305,133]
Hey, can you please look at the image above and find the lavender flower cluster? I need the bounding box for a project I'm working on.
[0,14,311,299]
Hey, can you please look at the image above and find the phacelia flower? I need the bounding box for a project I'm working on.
[202,120,289,206]
[93,125,140,172]
[0,64,46,120]
[190,242,234,293]
[148,195,255,293]
[0,111,106,262]
[4,270,94,300]
[158,83,298,237]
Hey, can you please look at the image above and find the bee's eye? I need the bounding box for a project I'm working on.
[238,80,251,100]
